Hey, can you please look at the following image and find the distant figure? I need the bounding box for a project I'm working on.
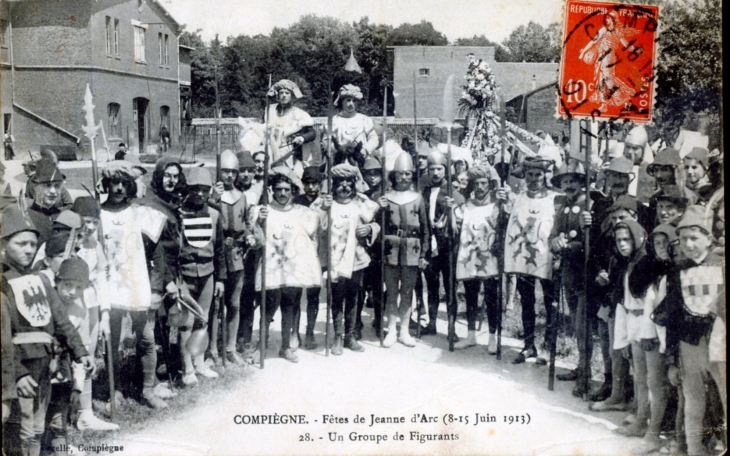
[160,125,171,152]
[114,142,128,160]
[3,132,15,160]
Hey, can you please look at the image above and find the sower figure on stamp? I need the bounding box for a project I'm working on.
[210,150,254,365]
[505,153,558,364]
[549,159,593,395]
[313,163,380,355]
[99,161,168,410]
[252,167,322,363]
[1,205,92,456]
[377,153,429,348]
[177,167,226,384]
[453,164,511,354]
[292,166,325,350]
[421,148,464,339]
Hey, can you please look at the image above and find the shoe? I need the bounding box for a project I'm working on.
[588,381,612,402]
[512,346,538,364]
[279,348,299,363]
[535,356,548,366]
[207,351,221,367]
[332,337,344,356]
[354,326,363,341]
[344,336,365,352]
[383,330,398,348]
[182,372,198,387]
[614,423,647,438]
[226,350,244,365]
[588,399,629,412]
[572,381,588,398]
[142,388,169,410]
[76,411,120,431]
[195,366,220,379]
[488,333,497,355]
[304,333,318,350]
[420,324,437,336]
[398,331,416,348]
[153,383,178,399]
[557,369,579,381]
[633,435,663,455]
[454,331,476,350]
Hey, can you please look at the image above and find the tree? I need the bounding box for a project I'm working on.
[500,21,560,62]
[454,34,510,61]
[654,0,722,148]
[387,20,448,46]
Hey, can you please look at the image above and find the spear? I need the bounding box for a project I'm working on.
[379,79,388,348]
[213,61,226,368]
[581,122,595,400]
[496,99,509,361]
[441,75,457,352]
[260,74,272,369]
[81,84,116,420]
[413,70,424,340]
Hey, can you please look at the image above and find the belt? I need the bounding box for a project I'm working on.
[391,229,420,238]
[13,332,55,345]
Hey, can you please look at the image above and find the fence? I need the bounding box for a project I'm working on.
[174,117,469,163]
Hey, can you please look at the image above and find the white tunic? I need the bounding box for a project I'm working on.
[504,190,558,280]
[456,201,500,280]
[255,205,321,291]
[332,114,379,154]
[101,204,166,312]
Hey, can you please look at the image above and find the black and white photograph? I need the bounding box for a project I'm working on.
[0,0,724,454]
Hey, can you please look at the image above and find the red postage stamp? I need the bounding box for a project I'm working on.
[558,1,660,122]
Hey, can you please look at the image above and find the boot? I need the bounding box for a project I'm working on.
[454,330,477,350]
[331,336,344,356]
[344,335,365,352]
[421,322,437,336]
[487,333,497,355]
[304,331,318,350]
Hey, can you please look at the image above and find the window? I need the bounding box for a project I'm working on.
[158,33,169,65]
[108,103,121,138]
[134,25,146,62]
[0,20,8,63]
[113,19,119,55]
[164,34,169,65]
[158,32,162,64]
[419,68,431,76]
[105,16,112,53]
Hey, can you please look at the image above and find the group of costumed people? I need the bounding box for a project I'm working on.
[0,78,726,456]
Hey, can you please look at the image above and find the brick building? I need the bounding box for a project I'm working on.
[0,0,185,159]
[391,46,559,126]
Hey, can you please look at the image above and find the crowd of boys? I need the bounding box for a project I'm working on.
[0,82,725,455]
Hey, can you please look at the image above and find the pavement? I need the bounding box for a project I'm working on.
[112,304,653,456]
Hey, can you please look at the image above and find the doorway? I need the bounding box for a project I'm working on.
[133,97,149,153]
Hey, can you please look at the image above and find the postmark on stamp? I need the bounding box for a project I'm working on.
[558,1,660,122]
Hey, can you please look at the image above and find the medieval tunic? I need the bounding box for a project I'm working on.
[255,204,321,291]
[267,104,316,175]
[504,190,559,280]
[455,199,501,280]
[313,193,380,281]
[331,114,379,155]
[382,190,429,267]
[101,203,166,311]
[219,189,250,273]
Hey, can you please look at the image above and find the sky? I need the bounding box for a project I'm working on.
[163,0,564,44]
